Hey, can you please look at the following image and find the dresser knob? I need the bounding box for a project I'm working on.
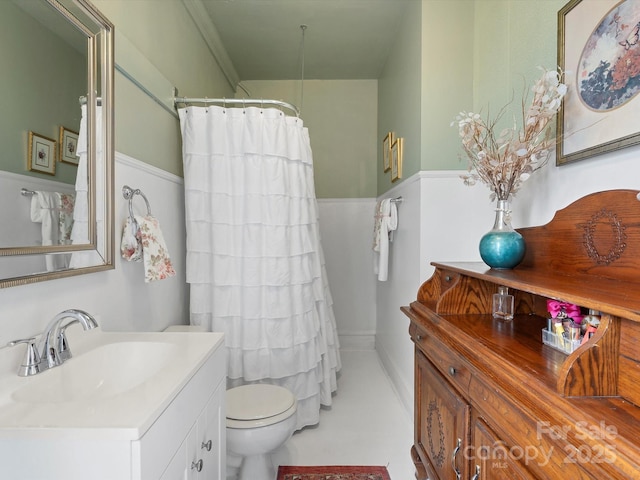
[416,334,423,341]
[191,459,203,472]
[449,366,456,376]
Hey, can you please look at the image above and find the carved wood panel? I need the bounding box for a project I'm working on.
[415,349,470,480]
[471,416,538,480]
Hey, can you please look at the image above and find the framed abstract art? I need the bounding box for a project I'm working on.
[557,0,640,165]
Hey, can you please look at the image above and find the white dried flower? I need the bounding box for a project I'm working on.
[453,67,566,201]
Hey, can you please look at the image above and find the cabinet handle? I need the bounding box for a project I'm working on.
[451,438,462,480]
[449,366,456,376]
[191,459,203,472]
[471,465,481,480]
[202,439,212,452]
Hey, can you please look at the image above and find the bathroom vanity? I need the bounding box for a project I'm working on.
[0,330,225,479]
[403,190,640,480]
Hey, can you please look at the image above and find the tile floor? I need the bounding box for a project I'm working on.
[272,349,415,480]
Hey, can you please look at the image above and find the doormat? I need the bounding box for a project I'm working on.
[277,465,391,480]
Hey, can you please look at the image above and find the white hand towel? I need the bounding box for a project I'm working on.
[134,214,176,282]
[30,191,66,271]
[372,198,397,281]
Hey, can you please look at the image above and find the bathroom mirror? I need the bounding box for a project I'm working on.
[0,0,114,288]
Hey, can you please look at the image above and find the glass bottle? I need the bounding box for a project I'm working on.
[492,285,514,321]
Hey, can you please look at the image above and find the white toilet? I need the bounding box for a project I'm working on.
[226,384,298,480]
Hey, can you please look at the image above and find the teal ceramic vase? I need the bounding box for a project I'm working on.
[479,200,525,269]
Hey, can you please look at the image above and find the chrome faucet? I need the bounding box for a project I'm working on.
[8,309,99,376]
[38,309,99,369]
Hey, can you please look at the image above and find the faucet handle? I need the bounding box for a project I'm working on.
[57,320,78,362]
[8,338,41,377]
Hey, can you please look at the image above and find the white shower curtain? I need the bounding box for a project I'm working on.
[69,104,105,268]
[178,105,341,430]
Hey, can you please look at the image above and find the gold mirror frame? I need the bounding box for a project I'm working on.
[0,0,114,288]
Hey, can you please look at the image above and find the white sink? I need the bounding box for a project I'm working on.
[11,341,178,403]
[0,329,225,439]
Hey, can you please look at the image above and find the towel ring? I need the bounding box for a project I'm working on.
[122,185,152,224]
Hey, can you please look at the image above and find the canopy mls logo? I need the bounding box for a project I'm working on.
[463,421,618,468]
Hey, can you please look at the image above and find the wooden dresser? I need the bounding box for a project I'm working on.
[402,190,640,480]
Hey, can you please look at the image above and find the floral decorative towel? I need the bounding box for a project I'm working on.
[121,217,143,262]
[134,215,176,282]
[59,193,75,245]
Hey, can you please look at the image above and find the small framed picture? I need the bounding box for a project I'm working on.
[391,137,403,182]
[28,131,56,176]
[383,131,394,172]
[59,126,79,165]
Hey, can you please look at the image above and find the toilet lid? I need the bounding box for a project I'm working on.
[226,384,296,421]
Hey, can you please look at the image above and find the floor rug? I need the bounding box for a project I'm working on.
[277,465,391,480]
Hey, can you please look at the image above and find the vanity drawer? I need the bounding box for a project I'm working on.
[410,322,471,395]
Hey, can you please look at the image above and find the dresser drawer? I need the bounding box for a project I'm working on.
[410,321,471,396]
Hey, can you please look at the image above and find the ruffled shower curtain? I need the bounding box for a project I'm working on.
[178,105,341,430]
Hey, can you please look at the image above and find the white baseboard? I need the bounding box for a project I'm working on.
[375,337,413,420]
[338,334,376,350]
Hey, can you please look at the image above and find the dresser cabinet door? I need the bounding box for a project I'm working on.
[415,349,470,480]
[470,418,538,480]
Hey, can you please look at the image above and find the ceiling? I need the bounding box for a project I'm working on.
[199,0,412,81]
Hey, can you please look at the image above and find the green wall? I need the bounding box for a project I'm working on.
[91,0,567,197]
[378,0,423,193]
[92,0,234,177]
[473,0,565,127]
[422,0,475,172]
[241,79,378,198]
[0,1,85,185]
[377,0,567,196]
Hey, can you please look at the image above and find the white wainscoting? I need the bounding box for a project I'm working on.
[373,171,491,416]
[0,152,188,377]
[0,172,76,277]
[317,198,377,350]
[372,146,640,417]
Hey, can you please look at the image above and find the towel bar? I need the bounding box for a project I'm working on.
[122,185,152,224]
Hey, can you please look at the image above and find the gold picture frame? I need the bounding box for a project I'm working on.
[557,0,640,165]
[28,131,56,176]
[391,137,403,182]
[59,126,79,165]
[383,132,394,172]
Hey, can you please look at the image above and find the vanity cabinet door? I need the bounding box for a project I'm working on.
[163,381,225,480]
[470,418,539,480]
[415,349,470,480]
[196,383,225,479]
[160,430,191,480]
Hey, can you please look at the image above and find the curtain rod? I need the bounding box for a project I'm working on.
[174,97,300,117]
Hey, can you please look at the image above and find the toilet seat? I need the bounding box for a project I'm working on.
[226,384,297,429]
